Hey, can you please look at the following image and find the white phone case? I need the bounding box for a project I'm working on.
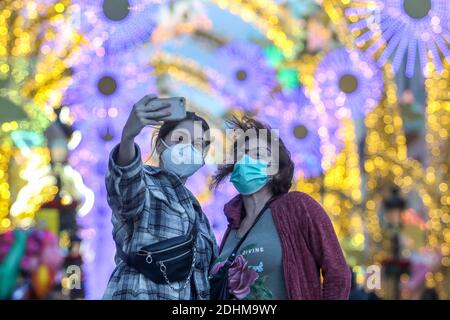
[149,97,186,121]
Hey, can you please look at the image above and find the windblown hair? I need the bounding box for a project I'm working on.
[211,116,294,195]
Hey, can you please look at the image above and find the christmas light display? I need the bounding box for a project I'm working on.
[63,51,157,124]
[258,87,324,178]
[209,0,304,58]
[345,0,450,77]
[314,47,384,120]
[72,0,163,53]
[0,0,81,235]
[0,0,449,299]
[208,41,277,112]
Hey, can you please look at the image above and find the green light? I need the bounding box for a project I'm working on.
[264,46,284,68]
[11,130,44,148]
[278,68,299,90]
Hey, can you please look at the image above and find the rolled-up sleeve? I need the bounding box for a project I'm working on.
[105,143,147,220]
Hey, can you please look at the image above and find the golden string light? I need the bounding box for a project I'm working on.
[151,52,251,116]
[425,61,450,251]
[295,54,365,263]
[423,61,450,295]
[0,139,13,232]
[323,119,363,244]
[295,118,365,263]
[0,0,82,121]
[9,147,58,229]
[0,0,447,298]
[0,0,81,229]
[364,63,409,261]
[152,52,212,94]
[324,0,450,297]
[209,0,304,58]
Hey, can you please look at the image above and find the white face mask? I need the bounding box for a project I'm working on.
[160,139,204,178]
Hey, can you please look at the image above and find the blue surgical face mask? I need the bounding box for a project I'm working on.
[230,154,269,195]
[161,139,204,178]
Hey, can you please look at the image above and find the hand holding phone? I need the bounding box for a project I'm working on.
[122,95,187,142]
[122,95,166,140]
[118,95,187,166]
[146,97,186,121]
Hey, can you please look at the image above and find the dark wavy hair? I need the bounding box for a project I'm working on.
[211,116,294,195]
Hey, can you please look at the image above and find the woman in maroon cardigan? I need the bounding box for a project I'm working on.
[211,116,351,300]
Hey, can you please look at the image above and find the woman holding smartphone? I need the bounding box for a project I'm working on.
[103,94,218,300]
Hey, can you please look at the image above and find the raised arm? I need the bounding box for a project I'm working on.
[105,94,171,219]
[118,94,169,166]
[106,143,147,220]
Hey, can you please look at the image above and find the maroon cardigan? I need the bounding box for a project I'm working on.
[219,191,351,300]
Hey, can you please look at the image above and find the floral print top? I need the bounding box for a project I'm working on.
[211,209,286,300]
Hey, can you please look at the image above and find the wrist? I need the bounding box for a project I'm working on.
[121,126,136,141]
[121,132,135,144]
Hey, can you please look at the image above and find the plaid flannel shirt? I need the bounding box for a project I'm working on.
[103,143,218,300]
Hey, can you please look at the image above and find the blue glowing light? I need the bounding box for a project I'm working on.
[314,47,384,120]
[259,87,325,178]
[74,0,162,53]
[208,41,277,112]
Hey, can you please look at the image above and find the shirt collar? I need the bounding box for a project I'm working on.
[223,194,244,229]
[223,193,282,229]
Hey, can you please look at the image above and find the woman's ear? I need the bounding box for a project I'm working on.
[270,171,281,185]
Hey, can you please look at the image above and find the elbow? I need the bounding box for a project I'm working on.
[322,266,352,300]
[341,267,352,299]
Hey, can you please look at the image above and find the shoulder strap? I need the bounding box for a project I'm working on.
[223,199,273,268]
[190,210,198,238]
[181,183,200,239]
[115,243,131,265]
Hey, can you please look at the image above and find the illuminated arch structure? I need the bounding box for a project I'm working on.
[1,0,448,299]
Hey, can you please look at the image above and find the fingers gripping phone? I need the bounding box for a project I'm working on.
[148,97,186,121]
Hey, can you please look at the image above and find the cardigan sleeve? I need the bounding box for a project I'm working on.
[300,193,351,299]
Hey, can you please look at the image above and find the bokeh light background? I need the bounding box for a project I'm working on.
[0,0,449,299]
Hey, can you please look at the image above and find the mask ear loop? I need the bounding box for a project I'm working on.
[145,130,169,165]
[152,138,171,166]
[160,138,170,149]
[192,144,206,166]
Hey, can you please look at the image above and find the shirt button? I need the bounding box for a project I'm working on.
[195,261,203,268]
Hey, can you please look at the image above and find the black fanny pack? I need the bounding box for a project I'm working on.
[116,217,197,291]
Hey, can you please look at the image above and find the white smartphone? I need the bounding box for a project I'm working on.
[148,97,186,121]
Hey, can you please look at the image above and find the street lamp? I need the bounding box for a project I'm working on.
[43,108,78,236]
[382,187,410,299]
